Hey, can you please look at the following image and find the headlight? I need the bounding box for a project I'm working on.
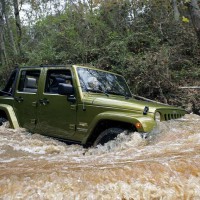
[155,112,161,122]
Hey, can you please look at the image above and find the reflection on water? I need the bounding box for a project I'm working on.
[0,114,200,199]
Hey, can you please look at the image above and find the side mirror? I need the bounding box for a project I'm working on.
[58,83,74,95]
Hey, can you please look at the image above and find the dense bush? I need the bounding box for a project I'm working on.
[0,0,200,113]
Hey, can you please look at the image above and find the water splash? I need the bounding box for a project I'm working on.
[0,114,200,199]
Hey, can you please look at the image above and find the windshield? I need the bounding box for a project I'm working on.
[77,67,132,97]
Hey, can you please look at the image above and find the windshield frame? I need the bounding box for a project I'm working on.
[76,66,132,98]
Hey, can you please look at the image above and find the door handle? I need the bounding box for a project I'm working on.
[39,98,49,105]
[15,96,24,103]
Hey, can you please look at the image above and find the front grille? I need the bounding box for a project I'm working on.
[164,113,184,121]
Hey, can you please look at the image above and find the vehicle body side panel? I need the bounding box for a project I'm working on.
[0,97,14,106]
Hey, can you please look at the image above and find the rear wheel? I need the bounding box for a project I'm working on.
[0,117,7,126]
[93,127,127,146]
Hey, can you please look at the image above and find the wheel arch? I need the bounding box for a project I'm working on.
[0,104,20,128]
[82,111,156,146]
[84,119,136,147]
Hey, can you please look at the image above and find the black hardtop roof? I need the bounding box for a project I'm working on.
[20,64,71,68]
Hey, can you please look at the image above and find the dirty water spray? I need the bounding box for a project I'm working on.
[0,114,200,199]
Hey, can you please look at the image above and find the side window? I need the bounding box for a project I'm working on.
[45,69,72,94]
[18,70,40,93]
[1,69,18,95]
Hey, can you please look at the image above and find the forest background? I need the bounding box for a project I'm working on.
[0,0,200,114]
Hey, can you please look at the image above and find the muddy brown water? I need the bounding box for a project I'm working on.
[0,114,200,199]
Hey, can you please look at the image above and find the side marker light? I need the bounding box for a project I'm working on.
[135,122,142,129]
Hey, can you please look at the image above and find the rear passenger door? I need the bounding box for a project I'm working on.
[36,68,77,139]
[14,69,41,131]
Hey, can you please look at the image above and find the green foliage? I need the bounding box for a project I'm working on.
[0,0,200,111]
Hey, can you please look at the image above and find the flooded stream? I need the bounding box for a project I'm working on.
[0,114,200,199]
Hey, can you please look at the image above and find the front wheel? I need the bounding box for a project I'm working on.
[93,127,128,146]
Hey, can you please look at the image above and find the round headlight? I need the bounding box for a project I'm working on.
[155,112,161,122]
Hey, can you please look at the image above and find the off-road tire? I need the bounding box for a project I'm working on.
[93,127,126,146]
[0,117,7,126]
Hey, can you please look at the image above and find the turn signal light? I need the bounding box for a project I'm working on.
[135,122,142,129]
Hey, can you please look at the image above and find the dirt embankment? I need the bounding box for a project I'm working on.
[169,88,200,115]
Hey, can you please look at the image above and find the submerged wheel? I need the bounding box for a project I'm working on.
[0,117,7,126]
[93,127,127,146]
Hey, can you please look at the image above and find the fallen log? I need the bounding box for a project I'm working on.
[179,86,200,89]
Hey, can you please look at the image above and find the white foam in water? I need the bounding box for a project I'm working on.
[0,114,200,199]
[87,132,146,155]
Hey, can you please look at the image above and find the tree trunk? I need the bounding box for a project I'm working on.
[172,0,180,21]
[13,0,22,54]
[187,0,200,41]
[0,1,8,65]
[86,0,93,14]
[1,0,18,56]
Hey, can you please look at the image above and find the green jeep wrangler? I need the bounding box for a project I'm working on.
[0,65,186,146]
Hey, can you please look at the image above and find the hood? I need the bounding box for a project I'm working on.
[88,95,180,114]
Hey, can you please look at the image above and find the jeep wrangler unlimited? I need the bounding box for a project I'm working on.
[0,65,186,146]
